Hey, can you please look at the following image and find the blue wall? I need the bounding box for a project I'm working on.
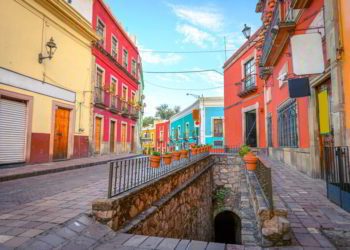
[170,113,197,149]
[204,107,224,146]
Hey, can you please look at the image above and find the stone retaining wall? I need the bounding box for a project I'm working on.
[92,156,213,233]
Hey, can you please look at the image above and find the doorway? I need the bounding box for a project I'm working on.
[214,211,242,244]
[110,120,116,153]
[121,123,127,153]
[245,110,257,147]
[95,117,102,154]
[53,107,70,160]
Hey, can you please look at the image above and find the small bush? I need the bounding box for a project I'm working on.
[239,145,251,157]
[152,151,161,156]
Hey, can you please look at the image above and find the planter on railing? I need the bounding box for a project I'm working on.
[150,152,161,168]
[181,150,189,159]
[172,151,181,161]
[162,153,172,165]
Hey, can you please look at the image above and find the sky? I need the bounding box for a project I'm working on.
[104,0,261,117]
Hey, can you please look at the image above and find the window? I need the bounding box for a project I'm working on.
[185,123,190,139]
[243,58,256,90]
[278,99,298,147]
[213,118,223,137]
[96,19,105,46]
[278,62,288,87]
[111,36,118,59]
[160,130,164,141]
[122,86,128,101]
[110,78,117,108]
[131,59,137,76]
[123,49,128,69]
[131,92,136,104]
[95,67,104,103]
[267,115,273,147]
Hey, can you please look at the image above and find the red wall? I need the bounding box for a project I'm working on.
[155,121,170,151]
[224,41,266,148]
[92,0,140,144]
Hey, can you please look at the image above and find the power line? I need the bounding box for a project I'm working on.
[144,69,224,75]
[146,81,224,91]
[140,49,235,54]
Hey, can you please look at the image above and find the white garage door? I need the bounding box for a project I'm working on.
[0,98,27,164]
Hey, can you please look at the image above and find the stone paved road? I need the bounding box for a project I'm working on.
[0,164,109,248]
[271,161,350,248]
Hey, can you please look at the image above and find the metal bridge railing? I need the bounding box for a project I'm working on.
[107,151,210,198]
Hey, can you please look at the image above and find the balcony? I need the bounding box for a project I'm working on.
[94,86,105,108]
[290,0,311,9]
[120,100,130,117]
[110,96,122,114]
[130,105,139,121]
[238,74,258,98]
[260,1,297,67]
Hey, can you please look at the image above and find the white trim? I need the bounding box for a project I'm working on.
[122,47,129,70]
[111,34,119,60]
[0,68,75,103]
[94,114,104,154]
[241,102,259,147]
[211,116,224,137]
[122,84,128,101]
[109,118,118,153]
[96,17,106,48]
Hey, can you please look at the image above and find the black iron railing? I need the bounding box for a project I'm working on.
[107,151,210,198]
[94,86,104,105]
[324,146,350,211]
[255,158,273,208]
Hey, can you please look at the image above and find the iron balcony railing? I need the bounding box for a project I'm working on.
[94,86,104,105]
[108,151,210,198]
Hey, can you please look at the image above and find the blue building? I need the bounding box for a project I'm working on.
[169,97,224,149]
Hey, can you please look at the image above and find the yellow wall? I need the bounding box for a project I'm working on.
[340,0,350,135]
[141,128,156,153]
[0,0,95,135]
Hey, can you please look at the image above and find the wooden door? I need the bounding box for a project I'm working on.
[95,117,102,153]
[53,108,70,160]
[121,123,127,152]
[131,126,135,152]
[110,121,115,153]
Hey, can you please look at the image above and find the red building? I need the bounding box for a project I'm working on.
[155,120,170,153]
[92,0,142,155]
[224,29,266,148]
[224,0,327,177]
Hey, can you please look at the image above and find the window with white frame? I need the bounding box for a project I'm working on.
[123,49,128,69]
[185,122,190,139]
[243,58,256,90]
[110,77,117,108]
[96,19,105,46]
[131,59,137,76]
[95,67,104,103]
[111,36,118,59]
[177,126,181,139]
[213,118,223,137]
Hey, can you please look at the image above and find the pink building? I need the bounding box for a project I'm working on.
[92,0,142,155]
[155,120,170,153]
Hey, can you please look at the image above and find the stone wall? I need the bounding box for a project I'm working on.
[124,166,213,241]
[92,156,214,233]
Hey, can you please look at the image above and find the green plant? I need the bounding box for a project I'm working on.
[213,187,230,209]
[239,144,251,157]
[152,151,161,156]
[164,152,172,155]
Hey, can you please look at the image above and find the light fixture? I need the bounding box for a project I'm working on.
[242,24,252,40]
[39,37,57,64]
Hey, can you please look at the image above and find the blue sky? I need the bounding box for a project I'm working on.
[105,0,261,117]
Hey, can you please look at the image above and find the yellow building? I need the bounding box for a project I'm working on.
[339,0,350,145]
[141,125,155,155]
[0,0,97,164]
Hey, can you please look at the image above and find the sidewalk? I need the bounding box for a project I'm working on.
[0,153,138,182]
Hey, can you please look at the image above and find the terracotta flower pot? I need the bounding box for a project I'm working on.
[192,148,198,155]
[162,154,172,165]
[150,155,161,168]
[172,151,181,161]
[243,152,258,171]
[181,150,188,159]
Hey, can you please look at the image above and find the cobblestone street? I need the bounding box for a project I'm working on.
[0,164,108,248]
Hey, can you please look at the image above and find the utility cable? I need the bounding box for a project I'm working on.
[144,69,224,75]
[140,49,235,54]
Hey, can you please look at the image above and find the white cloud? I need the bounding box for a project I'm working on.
[176,24,216,48]
[170,4,223,31]
[140,50,182,65]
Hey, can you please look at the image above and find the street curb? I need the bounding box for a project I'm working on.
[0,154,142,182]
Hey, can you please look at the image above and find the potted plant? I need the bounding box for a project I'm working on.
[162,152,172,165]
[239,145,258,171]
[172,151,181,161]
[180,149,189,159]
[150,151,161,168]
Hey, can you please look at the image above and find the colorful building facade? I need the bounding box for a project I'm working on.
[169,97,224,149]
[0,0,97,165]
[141,125,155,154]
[92,0,143,155]
[224,29,266,149]
[155,120,170,153]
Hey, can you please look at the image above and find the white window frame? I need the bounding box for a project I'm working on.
[122,48,129,69]
[111,35,118,60]
[131,58,137,76]
[121,84,128,101]
[96,17,106,48]
[211,117,224,138]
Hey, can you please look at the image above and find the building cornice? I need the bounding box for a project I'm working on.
[32,0,98,42]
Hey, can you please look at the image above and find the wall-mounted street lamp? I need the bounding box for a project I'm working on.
[39,37,57,64]
[242,24,252,40]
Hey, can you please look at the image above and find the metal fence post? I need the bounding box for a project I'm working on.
[107,162,114,198]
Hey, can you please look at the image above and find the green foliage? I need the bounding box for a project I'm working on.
[152,151,161,156]
[155,104,181,120]
[142,116,155,127]
[239,144,251,157]
[164,152,172,155]
[213,187,230,209]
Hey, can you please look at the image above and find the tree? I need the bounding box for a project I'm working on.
[142,116,155,127]
[155,104,181,120]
